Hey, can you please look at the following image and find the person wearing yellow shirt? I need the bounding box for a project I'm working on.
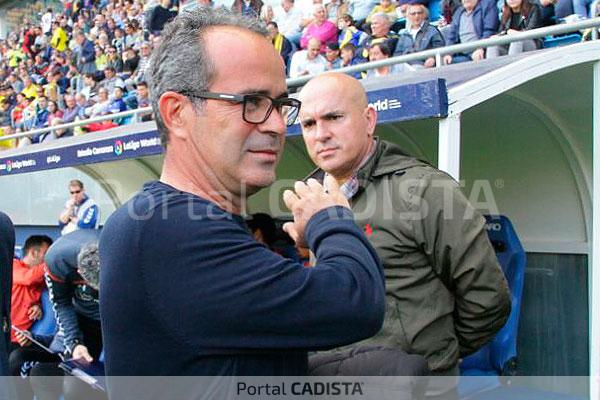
[7,45,25,68]
[21,76,39,100]
[50,22,69,53]
[365,0,398,24]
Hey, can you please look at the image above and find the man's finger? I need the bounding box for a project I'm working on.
[294,181,310,198]
[305,178,324,194]
[283,190,299,211]
[282,222,298,242]
[323,174,341,195]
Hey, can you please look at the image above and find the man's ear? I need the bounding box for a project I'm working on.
[158,91,194,141]
[364,105,378,137]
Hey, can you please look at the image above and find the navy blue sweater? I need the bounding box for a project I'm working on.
[99,181,385,379]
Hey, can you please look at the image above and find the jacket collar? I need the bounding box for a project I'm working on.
[306,138,427,194]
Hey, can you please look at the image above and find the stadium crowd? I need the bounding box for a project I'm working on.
[0,0,596,149]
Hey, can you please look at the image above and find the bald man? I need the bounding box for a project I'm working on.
[298,73,511,397]
[289,37,327,78]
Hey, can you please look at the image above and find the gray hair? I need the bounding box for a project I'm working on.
[371,12,392,26]
[77,242,100,290]
[148,7,268,147]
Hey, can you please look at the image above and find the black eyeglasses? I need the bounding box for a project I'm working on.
[70,190,81,194]
[181,91,301,127]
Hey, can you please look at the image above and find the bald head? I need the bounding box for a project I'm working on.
[298,73,377,182]
[299,73,367,107]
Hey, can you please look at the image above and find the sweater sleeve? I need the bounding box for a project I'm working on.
[141,205,385,352]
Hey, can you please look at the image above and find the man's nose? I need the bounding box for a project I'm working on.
[258,107,286,136]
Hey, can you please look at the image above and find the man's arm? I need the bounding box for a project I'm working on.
[137,207,385,352]
[76,203,99,229]
[412,172,511,357]
[481,0,499,38]
[44,272,83,354]
[12,262,46,286]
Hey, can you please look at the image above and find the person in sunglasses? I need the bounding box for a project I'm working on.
[58,180,100,236]
[99,7,385,386]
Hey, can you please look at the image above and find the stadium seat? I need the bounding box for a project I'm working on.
[428,0,443,22]
[542,33,582,48]
[30,289,58,336]
[458,215,527,398]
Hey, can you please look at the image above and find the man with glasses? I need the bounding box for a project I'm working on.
[99,8,385,386]
[58,180,99,236]
[393,3,445,68]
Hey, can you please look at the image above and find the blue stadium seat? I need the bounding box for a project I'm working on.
[428,0,443,22]
[30,289,58,336]
[542,33,582,48]
[459,215,527,397]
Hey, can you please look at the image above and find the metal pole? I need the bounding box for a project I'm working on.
[438,113,462,180]
[591,60,600,400]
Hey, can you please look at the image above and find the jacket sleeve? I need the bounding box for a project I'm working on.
[412,172,511,357]
[429,26,446,49]
[44,272,83,354]
[524,4,543,30]
[446,8,461,45]
[481,1,499,38]
[77,204,98,229]
[12,262,46,286]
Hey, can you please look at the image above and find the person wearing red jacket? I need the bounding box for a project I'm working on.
[10,235,53,345]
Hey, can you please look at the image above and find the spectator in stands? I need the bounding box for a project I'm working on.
[392,6,444,68]
[232,0,264,17]
[338,13,368,48]
[75,93,89,118]
[348,0,378,25]
[33,95,50,131]
[109,85,128,114]
[487,0,543,58]
[260,4,275,23]
[365,41,415,77]
[43,70,61,103]
[361,13,399,59]
[74,31,97,74]
[21,76,39,100]
[122,47,140,77]
[443,0,499,63]
[326,0,349,22]
[9,235,53,347]
[130,41,151,85]
[86,86,111,117]
[298,72,510,397]
[112,28,126,53]
[366,0,397,24]
[50,21,69,54]
[62,95,81,123]
[94,46,108,71]
[136,81,150,108]
[100,66,124,94]
[124,20,143,50]
[300,4,338,52]
[100,8,384,383]
[46,100,64,125]
[290,37,328,77]
[149,0,178,34]
[273,0,304,44]
[42,118,70,142]
[58,179,100,235]
[29,232,103,400]
[81,73,98,102]
[325,42,342,69]
[267,21,294,68]
[8,73,24,93]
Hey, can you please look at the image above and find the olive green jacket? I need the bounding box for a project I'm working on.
[308,139,511,372]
